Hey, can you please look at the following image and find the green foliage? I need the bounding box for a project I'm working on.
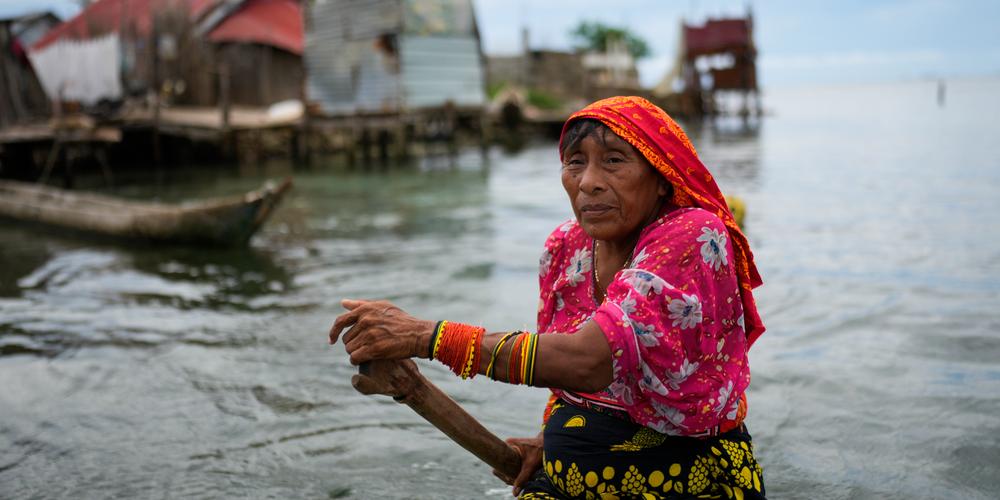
[570,21,651,59]
[526,89,562,110]
[487,82,507,100]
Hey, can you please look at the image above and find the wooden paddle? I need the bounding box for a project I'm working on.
[352,359,522,480]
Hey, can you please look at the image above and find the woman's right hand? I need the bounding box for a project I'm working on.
[496,434,543,496]
[329,299,436,364]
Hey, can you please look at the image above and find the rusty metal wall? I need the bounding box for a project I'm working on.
[305,0,485,115]
[305,0,402,115]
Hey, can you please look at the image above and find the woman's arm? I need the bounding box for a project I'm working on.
[329,299,614,393]
[479,322,612,393]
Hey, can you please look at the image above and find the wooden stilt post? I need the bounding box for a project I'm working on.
[377,128,390,164]
[478,110,490,160]
[39,136,62,184]
[345,126,357,168]
[96,144,113,187]
[444,102,458,157]
[219,61,232,160]
[152,22,162,166]
[393,114,409,161]
[360,126,372,167]
[296,113,311,166]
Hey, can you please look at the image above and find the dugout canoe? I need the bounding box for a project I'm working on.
[0,178,292,246]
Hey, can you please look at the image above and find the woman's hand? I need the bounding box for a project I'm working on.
[495,434,543,496]
[328,299,436,364]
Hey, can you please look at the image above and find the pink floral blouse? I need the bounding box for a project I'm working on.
[537,207,751,437]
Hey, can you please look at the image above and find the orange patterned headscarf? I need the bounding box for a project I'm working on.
[559,96,765,346]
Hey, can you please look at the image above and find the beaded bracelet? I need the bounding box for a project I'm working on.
[461,326,480,379]
[503,332,538,386]
[427,321,445,360]
[434,321,486,379]
[486,332,517,380]
[433,323,539,385]
[507,334,525,385]
[431,320,448,360]
[525,333,538,386]
[520,333,531,384]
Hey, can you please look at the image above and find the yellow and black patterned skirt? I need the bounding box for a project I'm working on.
[519,399,765,499]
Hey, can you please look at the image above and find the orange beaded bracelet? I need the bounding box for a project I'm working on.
[434,321,486,379]
[434,323,539,385]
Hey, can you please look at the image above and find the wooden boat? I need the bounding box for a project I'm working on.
[0,178,292,246]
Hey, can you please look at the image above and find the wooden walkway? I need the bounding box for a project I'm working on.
[120,105,300,139]
[0,122,122,145]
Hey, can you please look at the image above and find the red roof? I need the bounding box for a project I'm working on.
[683,18,753,57]
[32,0,303,55]
[207,0,302,55]
[33,0,216,51]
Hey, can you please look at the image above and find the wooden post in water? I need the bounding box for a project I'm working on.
[377,128,390,164]
[359,127,372,167]
[152,23,162,166]
[393,114,409,161]
[219,61,232,159]
[296,81,311,165]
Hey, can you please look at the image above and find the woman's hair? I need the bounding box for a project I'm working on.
[559,118,613,156]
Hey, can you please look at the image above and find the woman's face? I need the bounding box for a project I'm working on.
[561,128,668,243]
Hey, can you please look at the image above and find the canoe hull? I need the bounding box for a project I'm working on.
[0,179,292,247]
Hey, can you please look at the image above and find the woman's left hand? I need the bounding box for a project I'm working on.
[329,299,436,364]
[501,434,544,496]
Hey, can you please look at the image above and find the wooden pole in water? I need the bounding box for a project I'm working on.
[152,23,162,166]
[219,60,232,159]
[353,360,522,480]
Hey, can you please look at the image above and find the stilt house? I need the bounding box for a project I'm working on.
[655,12,760,117]
[30,0,304,107]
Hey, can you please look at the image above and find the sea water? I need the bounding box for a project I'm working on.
[1,78,998,499]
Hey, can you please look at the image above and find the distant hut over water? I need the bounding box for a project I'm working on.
[654,11,760,118]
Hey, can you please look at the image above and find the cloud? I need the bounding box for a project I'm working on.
[865,0,951,23]
[762,49,947,71]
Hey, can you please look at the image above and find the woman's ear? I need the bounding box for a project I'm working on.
[658,179,672,198]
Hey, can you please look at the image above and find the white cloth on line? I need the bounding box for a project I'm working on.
[28,33,122,105]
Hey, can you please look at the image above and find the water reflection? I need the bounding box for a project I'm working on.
[682,117,763,191]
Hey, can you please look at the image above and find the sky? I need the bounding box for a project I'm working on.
[3,0,999,88]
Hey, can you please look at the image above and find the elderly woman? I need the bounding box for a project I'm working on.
[330,96,766,499]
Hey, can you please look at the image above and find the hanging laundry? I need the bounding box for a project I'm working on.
[28,33,122,105]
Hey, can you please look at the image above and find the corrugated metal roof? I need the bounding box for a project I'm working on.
[35,0,304,53]
[683,18,752,57]
[33,0,217,50]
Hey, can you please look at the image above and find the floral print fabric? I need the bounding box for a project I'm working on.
[537,207,751,436]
